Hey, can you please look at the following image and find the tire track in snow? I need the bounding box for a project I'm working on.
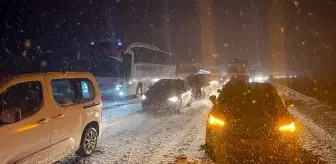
[181,107,211,163]
[60,99,213,164]
[147,101,211,164]
[131,101,210,164]
[87,100,210,164]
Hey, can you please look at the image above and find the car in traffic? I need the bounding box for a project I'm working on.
[141,79,192,114]
[0,72,102,164]
[206,81,298,163]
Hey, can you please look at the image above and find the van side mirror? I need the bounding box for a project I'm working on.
[0,107,21,124]
[209,95,217,104]
[217,89,222,93]
[285,100,294,108]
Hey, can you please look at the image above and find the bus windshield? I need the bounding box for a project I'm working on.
[132,47,175,65]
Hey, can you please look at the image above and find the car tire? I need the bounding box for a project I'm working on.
[187,102,191,107]
[175,99,182,114]
[77,127,98,157]
[187,98,192,107]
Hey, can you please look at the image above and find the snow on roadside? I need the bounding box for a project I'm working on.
[288,107,336,163]
[274,84,336,163]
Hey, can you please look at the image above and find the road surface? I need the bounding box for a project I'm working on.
[58,93,331,163]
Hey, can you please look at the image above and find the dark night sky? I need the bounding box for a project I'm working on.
[1,0,336,76]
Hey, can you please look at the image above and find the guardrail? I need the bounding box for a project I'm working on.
[272,83,318,103]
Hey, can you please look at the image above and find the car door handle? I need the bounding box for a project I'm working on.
[37,118,49,124]
[83,102,100,109]
[54,113,65,119]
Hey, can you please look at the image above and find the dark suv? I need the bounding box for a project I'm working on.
[206,81,298,163]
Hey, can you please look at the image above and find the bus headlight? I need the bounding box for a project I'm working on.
[119,91,124,96]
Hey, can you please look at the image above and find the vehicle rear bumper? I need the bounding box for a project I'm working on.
[142,101,178,113]
[206,126,298,162]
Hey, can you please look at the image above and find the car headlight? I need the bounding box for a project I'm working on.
[141,95,147,100]
[209,115,225,126]
[168,96,178,102]
[279,122,295,132]
[152,78,159,82]
[119,91,124,96]
[210,80,218,85]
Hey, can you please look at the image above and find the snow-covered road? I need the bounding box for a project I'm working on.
[61,100,213,164]
[57,84,336,164]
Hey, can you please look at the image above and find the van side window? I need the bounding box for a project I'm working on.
[80,79,95,102]
[51,80,79,106]
[0,82,42,122]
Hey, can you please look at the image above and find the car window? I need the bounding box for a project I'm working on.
[0,81,42,124]
[51,79,79,106]
[152,80,174,91]
[217,82,281,117]
[80,79,95,102]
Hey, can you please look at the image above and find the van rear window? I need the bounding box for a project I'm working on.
[51,78,95,106]
[80,79,95,102]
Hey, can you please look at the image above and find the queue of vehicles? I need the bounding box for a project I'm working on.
[0,39,300,163]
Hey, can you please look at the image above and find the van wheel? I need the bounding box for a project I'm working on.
[77,127,98,157]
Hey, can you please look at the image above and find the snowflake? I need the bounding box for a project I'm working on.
[294,1,299,7]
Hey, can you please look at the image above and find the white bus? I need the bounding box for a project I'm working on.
[122,42,176,97]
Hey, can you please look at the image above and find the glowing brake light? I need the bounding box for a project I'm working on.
[209,115,225,126]
[279,122,295,132]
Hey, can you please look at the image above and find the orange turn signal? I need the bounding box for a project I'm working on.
[279,122,295,132]
[209,115,225,126]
